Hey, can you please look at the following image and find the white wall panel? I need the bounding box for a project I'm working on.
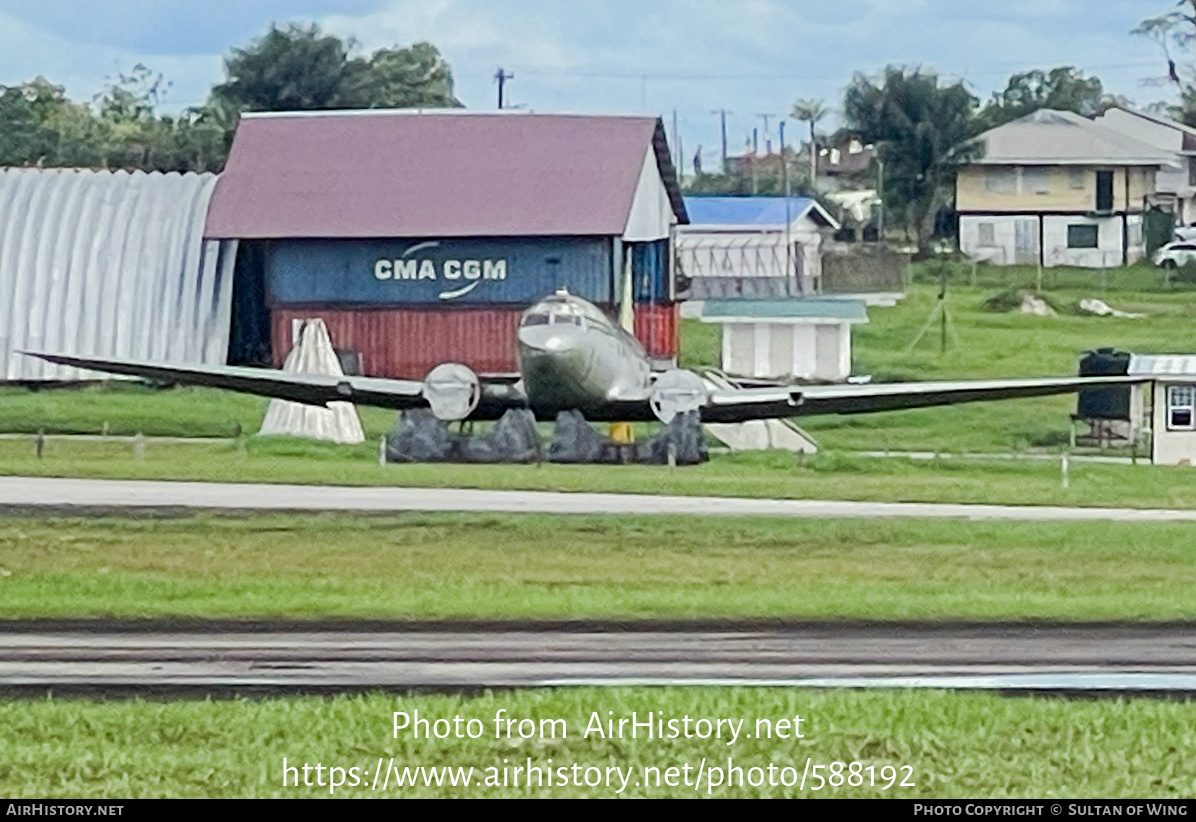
[0,168,236,380]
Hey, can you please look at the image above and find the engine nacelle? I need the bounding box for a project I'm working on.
[423,363,481,421]
[650,370,709,424]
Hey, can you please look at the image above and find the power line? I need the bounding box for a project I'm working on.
[510,60,1160,83]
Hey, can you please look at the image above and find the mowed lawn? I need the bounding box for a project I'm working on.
[2,513,1195,621]
[3,689,1194,798]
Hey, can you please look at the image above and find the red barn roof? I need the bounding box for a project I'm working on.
[204,110,686,239]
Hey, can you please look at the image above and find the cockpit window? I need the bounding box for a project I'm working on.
[526,295,612,330]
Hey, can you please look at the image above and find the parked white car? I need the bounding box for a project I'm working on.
[1154,241,1196,269]
[1175,223,1196,242]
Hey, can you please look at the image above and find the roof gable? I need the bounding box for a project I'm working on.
[204,111,686,240]
[682,196,838,229]
[971,108,1175,167]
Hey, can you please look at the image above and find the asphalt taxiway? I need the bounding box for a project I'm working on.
[0,476,1193,522]
[4,625,1196,695]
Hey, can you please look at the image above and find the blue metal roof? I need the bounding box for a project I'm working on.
[683,196,833,227]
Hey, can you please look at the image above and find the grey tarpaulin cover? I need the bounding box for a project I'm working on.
[258,319,365,444]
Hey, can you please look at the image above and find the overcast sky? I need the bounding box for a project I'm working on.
[0,0,1178,172]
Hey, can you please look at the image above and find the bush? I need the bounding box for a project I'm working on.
[912,253,971,285]
[979,288,1070,314]
[1174,263,1196,285]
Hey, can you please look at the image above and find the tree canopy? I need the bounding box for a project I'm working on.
[1135,1,1196,126]
[0,22,461,173]
[844,67,980,255]
[976,67,1110,131]
[213,23,460,112]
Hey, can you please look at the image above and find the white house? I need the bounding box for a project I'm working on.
[957,110,1174,269]
[1095,107,1196,225]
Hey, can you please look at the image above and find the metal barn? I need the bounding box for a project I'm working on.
[205,110,688,377]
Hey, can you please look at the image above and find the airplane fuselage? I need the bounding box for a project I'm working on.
[516,293,653,420]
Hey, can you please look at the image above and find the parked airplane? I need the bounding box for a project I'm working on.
[26,291,1141,426]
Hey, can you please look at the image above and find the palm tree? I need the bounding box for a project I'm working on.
[843,68,980,257]
[791,99,829,187]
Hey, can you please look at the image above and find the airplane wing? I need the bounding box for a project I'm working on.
[698,376,1146,424]
[23,353,527,420]
[23,352,1144,425]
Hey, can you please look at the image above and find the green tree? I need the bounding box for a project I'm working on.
[213,23,365,111]
[213,22,460,112]
[0,67,229,173]
[843,67,980,256]
[977,67,1109,131]
[355,42,461,108]
[1135,1,1196,126]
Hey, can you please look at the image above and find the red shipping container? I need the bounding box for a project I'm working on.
[633,303,679,360]
[272,307,523,380]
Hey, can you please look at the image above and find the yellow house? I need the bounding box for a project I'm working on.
[957,109,1173,268]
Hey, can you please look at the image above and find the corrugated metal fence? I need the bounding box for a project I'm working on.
[0,168,237,380]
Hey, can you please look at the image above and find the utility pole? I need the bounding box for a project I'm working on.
[494,68,514,109]
[781,121,793,291]
[757,114,776,152]
[877,153,885,240]
[711,109,730,173]
[751,128,759,195]
[672,110,680,175]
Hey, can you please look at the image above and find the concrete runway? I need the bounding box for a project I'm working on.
[0,476,1194,521]
[5,625,1196,695]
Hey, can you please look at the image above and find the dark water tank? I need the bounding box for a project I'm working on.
[1077,348,1132,420]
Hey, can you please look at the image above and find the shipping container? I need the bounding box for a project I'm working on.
[629,239,672,303]
[633,303,680,361]
[265,237,614,307]
[273,301,678,381]
[272,307,523,379]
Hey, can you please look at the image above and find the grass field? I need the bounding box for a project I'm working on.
[2,513,1195,621]
[3,689,1193,798]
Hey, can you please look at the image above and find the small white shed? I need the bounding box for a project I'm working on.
[1128,355,1196,466]
[698,299,869,382]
